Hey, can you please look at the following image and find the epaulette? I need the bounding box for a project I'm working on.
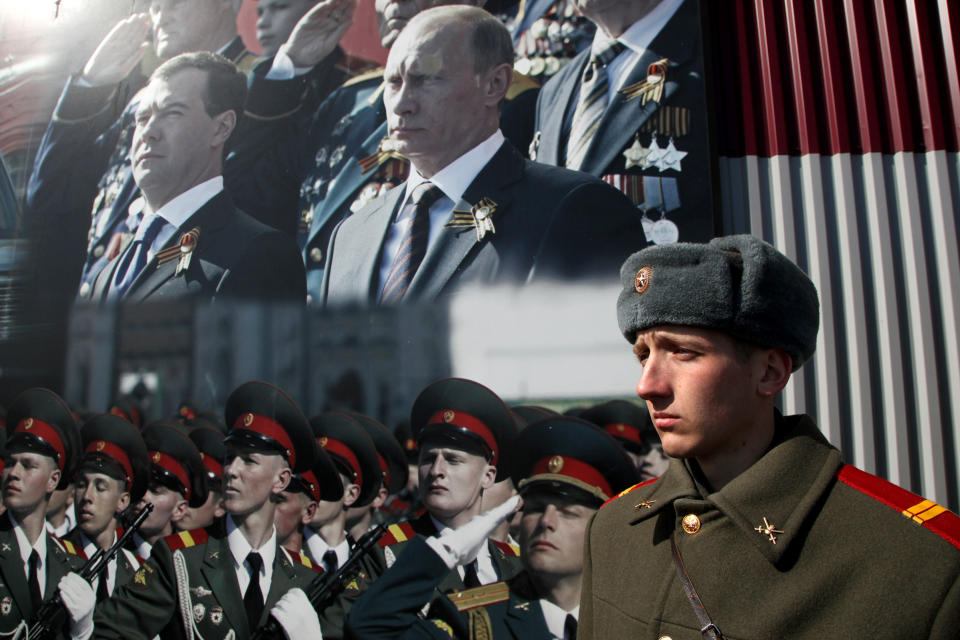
[284,547,324,574]
[59,538,84,559]
[601,477,658,508]
[234,50,264,75]
[343,67,385,88]
[838,465,960,549]
[491,539,520,557]
[447,581,510,611]
[506,71,540,101]
[164,528,210,551]
[378,522,416,547]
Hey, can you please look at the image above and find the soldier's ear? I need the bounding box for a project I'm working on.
[210,109,237,149]
[756,348,792,397]
[117,491,131,513]
[479,464,496,490]
[273,465,293,495]
[342,482,361,508]
[301,500,317,525]
[46,467,61,495]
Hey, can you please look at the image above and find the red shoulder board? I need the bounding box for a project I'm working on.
[378,522,417,547]
[491,539,520,557]
[283,547,325,574]
[164,528,210,552]
[601,477,658,508]
[838,465,960,549]
[60,538,85,559]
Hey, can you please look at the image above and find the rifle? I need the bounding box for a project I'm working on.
[27,503,154,640]
[251,524,386,640]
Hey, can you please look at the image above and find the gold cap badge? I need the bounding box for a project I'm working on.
[547,455,564,473]
[635,267,652,294]
[243,413,254,427]
[442,410,455,423]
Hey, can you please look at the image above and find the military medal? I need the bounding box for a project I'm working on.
[657,138,687,172]
[445,197,498,241]
[623,136,649,170]
[754,517,784,544]
[544,55,561,76]
[651,217,679,245]
[529,56,546,76]
[528,131,541,161]
[358,136,407,174]
[641,136,665,170]
[315,147,328,166]
[329,145,346,168]
[1,597,10,615]
[620,58,669,105]
[175,227,200,276]
[193,603,205,623]
[514,57,532,76]
[332,114,352,137]
[210,606,223,625]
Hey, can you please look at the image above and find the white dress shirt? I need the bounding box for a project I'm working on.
[539,599,579,640]
[303,528,350,571]
[10,513,47,597]
[227,515,277,603]
[429,514,498,585]
[377,130,505,288]
[146,176,224,256]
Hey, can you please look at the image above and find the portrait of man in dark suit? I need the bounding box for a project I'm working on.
[320,4,644,307]
[81,51,305,305]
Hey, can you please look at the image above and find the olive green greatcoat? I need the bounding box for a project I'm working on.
[581,413,960,640]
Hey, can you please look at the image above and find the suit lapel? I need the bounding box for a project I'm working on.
[354,186,406,302]
[0,520,33,622]
[538,51,588,166]
[407,143,524,300]
[580,0,697,175]
[263,543,298,622]
[200,536,248,639]
[307,115,389,245]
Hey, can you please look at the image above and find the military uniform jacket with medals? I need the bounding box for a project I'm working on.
[225,65,539,302]
[0,513,84,638]
[92,522,323,640]
[60,528,141,599]
[319,140,645,306]
[25,37,261,302]
[580,412,960,640]
[348,535,551,640]
[531,0,715,244]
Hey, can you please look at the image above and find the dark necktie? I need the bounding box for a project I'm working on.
[379,182,443,303]
[564,40,626,170]
[28,549,41,608]
[243,552,264,628]
[96,563,110,602]
[463,559,481,589]
[322,549,338,574]
[564,613,578,640]
[110,214,167,298]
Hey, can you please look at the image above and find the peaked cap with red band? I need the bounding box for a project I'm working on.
[346,412,408,496]
[411,378,518,481]
[142,422,209,508]
[79,414,149,503]
[580,399,656,455]
[224,381,315,474]
[309,412,381,507]
[6,388,81,490]
[287,434,343,503]
[511,417,639,505]
[188,426,227,486]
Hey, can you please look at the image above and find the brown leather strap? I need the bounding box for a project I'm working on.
[670,533,725,640]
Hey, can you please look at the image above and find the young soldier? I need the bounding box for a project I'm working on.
[346,416,639,639]
[62,414,149,601]
[581,235,960,639]
[275,439,343,555]
[342,412,408,540]
[179,425,228,531]
[128,423,208,559]
[0,388,95,640]
[376,378,522,591]
[92,381,326,639]
[581,398,669,480]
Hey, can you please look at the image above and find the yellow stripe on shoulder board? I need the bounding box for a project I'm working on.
[448,582,510,611]
[179,531,195,547]
[62,540,76,554]
[902,500,948,524]
[387,524,408,543]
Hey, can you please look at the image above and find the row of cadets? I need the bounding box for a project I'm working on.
[345,414,639,638]
[91,381,330,639]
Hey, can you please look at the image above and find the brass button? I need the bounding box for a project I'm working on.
[681,514,701,534]
[658,636,673,640]
[308,247,323,263]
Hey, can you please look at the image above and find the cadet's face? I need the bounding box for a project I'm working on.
[132,68,226,210]
[74,472,130,539]
[633,326,763,462]
[223,449,288,516]
[256,0,317,57]
[1,453,59,514]
[519,492,595,578]
[274,491,310,543]
[150,0,228,59]
[179,489,225,530]
[383,19,490,175]
[418,445,493,522]
[139,484,185,536]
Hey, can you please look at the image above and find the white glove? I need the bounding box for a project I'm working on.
[426,494,521,569]
[270,587,323,640]
[58,572,95,640]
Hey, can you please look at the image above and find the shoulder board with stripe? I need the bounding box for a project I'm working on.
[506,71,540,101]
[378,522,416,547]
[284,547,325,574]
[447,581,510,611]
[164,528,210,551]
[491,539,520,557]
[602,477,658,508]
[234,50,264,75]
[838,465,960,549]
[343,67,384,88]
[59,539,84,559]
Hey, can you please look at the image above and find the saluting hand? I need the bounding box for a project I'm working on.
[281,0,356,69]
[81,13,151,87]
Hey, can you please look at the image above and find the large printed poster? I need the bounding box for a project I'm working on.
[0,0,718,424]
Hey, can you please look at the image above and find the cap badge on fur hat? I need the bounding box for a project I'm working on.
[635,267,652,294]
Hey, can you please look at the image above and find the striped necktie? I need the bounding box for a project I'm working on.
[110,214,167,298]
[564,40,626,170]
[379,182,443,303]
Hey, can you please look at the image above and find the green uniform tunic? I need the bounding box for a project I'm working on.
[581,413,960,640]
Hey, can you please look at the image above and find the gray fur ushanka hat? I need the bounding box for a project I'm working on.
[616,234,820,371]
